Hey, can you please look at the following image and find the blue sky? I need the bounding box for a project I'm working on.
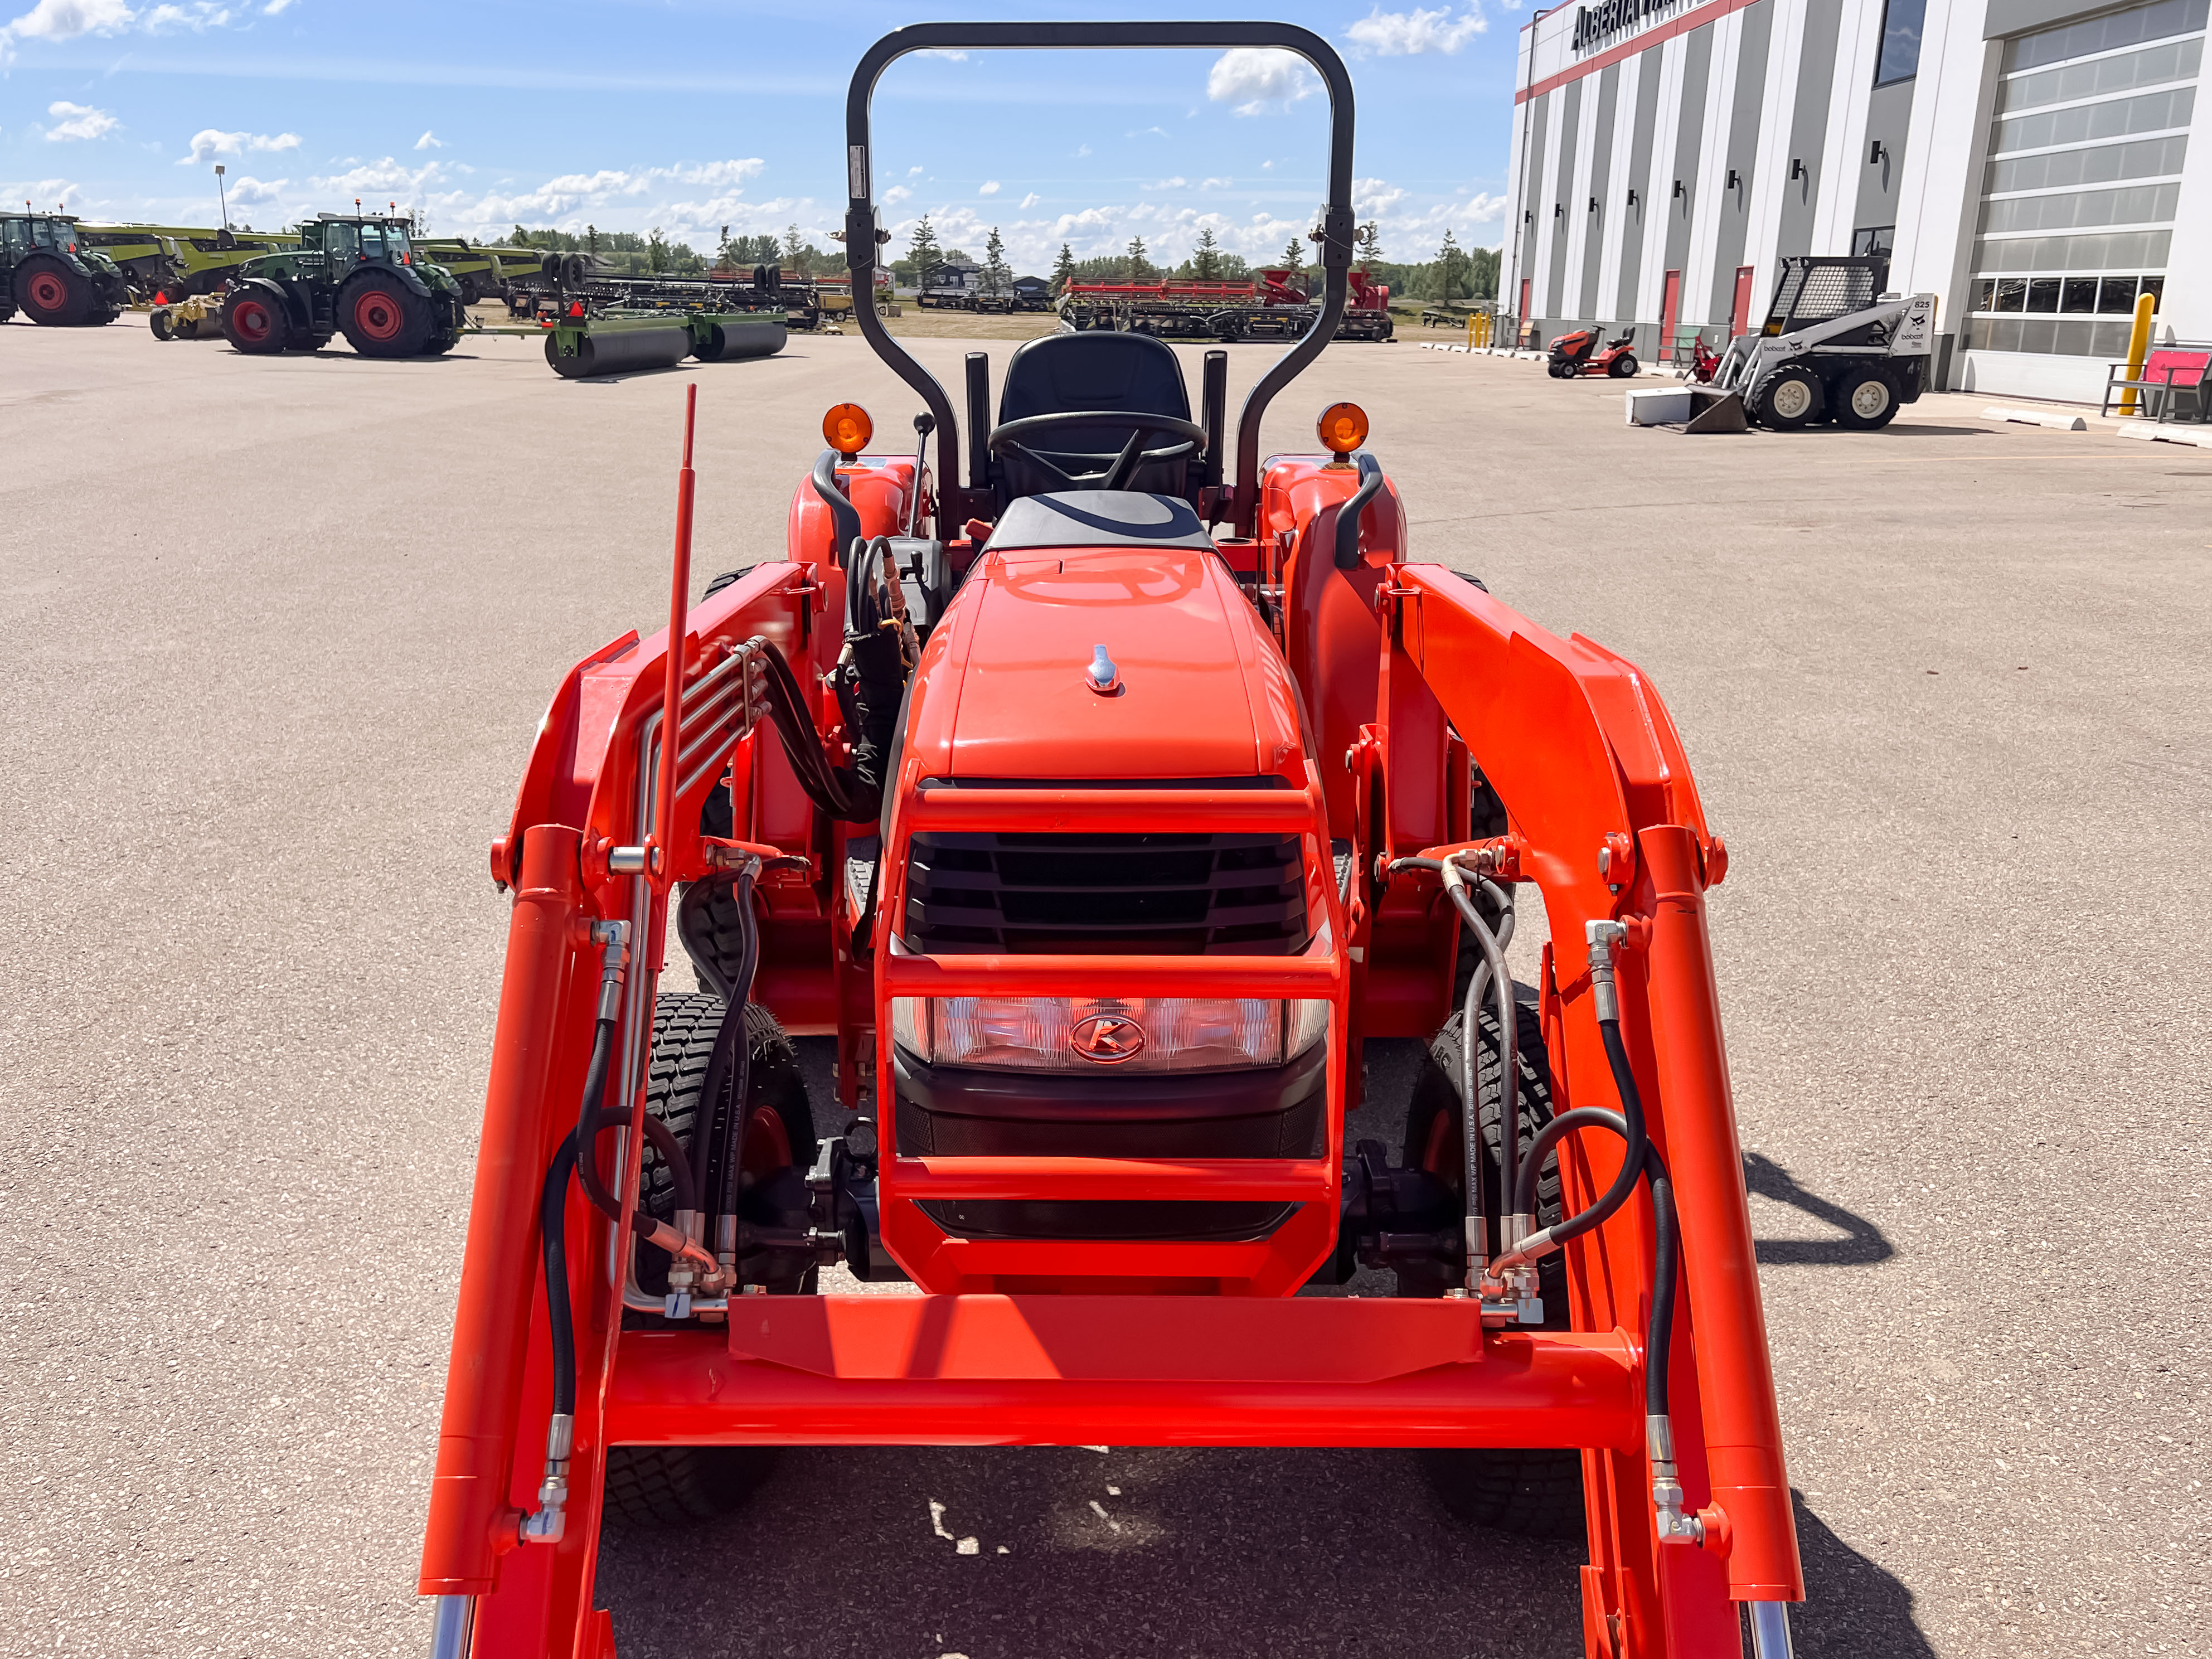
[2,1,1525,271]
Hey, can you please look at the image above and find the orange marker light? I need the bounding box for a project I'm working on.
[1317,402,1369,457]
[823,402,873,455]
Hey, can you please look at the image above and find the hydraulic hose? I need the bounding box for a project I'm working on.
[809,448,862,564]
[539,1135,579,1420]
[1445,880,1518,1257]
[704,866,764,1276]
[571,1003,624,1222]
[1332,451,1383,570]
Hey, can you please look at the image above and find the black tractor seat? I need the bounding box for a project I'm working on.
[982,491,1217,554]
[991,331,1198,506]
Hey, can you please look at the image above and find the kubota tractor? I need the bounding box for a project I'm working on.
[416,22,1803,1659]
[0,211,129,326]
[220,211,467,357]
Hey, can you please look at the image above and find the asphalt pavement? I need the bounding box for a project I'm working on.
[1,317,2205,1658]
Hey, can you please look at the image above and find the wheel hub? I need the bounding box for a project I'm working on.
[1851,381,1890,418]
[355,292,404,341]
[27,271,67,311]
[1772,379,1812,420]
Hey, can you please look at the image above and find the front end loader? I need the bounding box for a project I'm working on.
[416,22,1804,1659]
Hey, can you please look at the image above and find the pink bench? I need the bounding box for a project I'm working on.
[2103,346,2211,423]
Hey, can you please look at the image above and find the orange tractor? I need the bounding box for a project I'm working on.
[418,21,1803,1659]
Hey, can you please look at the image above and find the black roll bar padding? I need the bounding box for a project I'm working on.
[1334,451,1383,570]
[1200,349,1228,493]
[964,352,992,493]
[843,21,1356,540]
[809,448,861,568]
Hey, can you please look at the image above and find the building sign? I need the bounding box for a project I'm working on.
[1572,0,1686,54]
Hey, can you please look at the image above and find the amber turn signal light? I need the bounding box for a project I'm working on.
[1317,401,1369,457]
[823,402,873,455]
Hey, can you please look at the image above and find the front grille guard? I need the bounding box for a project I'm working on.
[876,783,1348,1294]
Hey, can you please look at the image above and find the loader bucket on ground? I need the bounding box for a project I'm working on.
[1684,389,1749,433]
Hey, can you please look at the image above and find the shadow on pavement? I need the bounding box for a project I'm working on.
[1788,1490,1938,1656]
[1744,1151,1895,1267]
[597,1444,1583,1658]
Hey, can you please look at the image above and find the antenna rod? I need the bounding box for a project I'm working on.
[651,382,699,887]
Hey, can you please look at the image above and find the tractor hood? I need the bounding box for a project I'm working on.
[926,533,1306,784]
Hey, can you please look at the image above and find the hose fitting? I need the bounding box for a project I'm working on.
[1647,1413,1705,1545]
[1587,918,1626,1023]
[518,1411,575,1545]
[589,919,630,1020]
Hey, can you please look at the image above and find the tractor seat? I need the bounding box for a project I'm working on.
[982,491,1217,554]
[993,332,1196,507]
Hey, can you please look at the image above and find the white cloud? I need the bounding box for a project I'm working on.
[1201,176,1231,188]
[1018,191,1039,208]
[5,0,133,43]
[1075,144,1091,158]
[6,176,84,208]
[261,0,293,11]
[1354,176,1408,215]
[882,183,913,205]
[144,2,234,30]
[1344,4,1486,55]
[179,127,299,163]
[914,46,967,60]
[672,158,762,187]
[227,172,284,204]
[908,164,924,176]
[45,100,117,141]
[978,180,1000,196]
[414,129,442,150]
[1206,48,1318,116]
[1148,176,1189,190]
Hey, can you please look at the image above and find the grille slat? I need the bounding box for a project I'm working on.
[906,830,1307,955]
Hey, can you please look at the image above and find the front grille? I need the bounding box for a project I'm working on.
[904,831,1307,955]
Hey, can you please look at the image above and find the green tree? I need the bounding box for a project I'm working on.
[1278,232,1306,274]
[1126,235,1153,282]
[647,227,670,275]
[906,215,942,294]
[1191,226,1224,282]
[1425,229,1472,301]
[983,226,1011,298]
[783,221,804,274]
[1356,221,1382,271]
[1051,241,1076,295]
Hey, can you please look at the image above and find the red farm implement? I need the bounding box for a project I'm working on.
[1061,266,1393,342]
[418,21,1801,1659]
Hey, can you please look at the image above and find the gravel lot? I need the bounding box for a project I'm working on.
[2,317,2206,1658]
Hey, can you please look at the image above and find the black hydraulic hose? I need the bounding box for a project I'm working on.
[809,448,862,565]
[1498,1102,1680,1419]
[711,871,764,1237]
[1332,450,1383,570]
[540,1136,578,1419]
[571,1015,623,1222]
[590,1105,697,1216]
[754,638,859,821]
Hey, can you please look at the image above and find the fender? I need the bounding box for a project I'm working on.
[235,274,305,330]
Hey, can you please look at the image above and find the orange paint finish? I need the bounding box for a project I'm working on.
[782,454,920,565]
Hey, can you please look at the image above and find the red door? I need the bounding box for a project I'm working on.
[1660,269,1681,366]
[1517,276,1531,346]
[1731,265,1755,338]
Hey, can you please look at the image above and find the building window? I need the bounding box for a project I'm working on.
[1876,0,1929,84]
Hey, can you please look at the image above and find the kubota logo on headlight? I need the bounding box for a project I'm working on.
[1069,1013,1146,1064]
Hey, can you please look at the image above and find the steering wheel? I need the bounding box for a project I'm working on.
[986,410,1209,493]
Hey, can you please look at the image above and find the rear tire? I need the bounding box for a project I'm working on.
[1607,353,1639,379]
[1832,365,1900,430]
[14,256,89,325]
[339,271,430,357]
[1401,996,1585,1541]
[603,993,817,1530]
[221,288,289,354]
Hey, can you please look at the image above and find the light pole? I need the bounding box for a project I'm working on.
[215,163,228,229]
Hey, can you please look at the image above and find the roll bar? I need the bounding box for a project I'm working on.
[842,21,1357,541]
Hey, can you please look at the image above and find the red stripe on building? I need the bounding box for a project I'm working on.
[1515,0,1764,103]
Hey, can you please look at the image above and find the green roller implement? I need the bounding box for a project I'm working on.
[1,212,130,325]
[539,308,787,378]
[220,212,467,357]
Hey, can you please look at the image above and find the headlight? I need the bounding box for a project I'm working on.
[891,996,1329,1073]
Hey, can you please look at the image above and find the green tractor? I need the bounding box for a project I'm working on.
[1,212,130,326]
[220,212,467,357]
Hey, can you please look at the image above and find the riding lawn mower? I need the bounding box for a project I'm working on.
[1548,326,1641,379]
[416,21,1804,1659]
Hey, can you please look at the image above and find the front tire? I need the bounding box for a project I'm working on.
[1401,997,1586,1541]
[601,993,817,1530]
[221,288,289,354]
[339,271,430,357]
[1753,365,1822,430]
[1833,365,1900,430]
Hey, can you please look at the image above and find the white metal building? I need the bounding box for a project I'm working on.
[1502,0,2208,400]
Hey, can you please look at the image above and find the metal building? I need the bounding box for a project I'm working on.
[1502,0,2207,400]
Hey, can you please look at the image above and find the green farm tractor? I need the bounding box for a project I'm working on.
[220,212,467,357]
[1,212,130,326]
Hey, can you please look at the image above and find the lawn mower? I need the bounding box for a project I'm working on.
[1548,325,1640,379]
[416,21,1803,1659]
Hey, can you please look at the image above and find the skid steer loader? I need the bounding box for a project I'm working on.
[416,21,1806,1659]
[1710,255,1936,430]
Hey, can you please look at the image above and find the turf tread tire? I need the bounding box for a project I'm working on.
[1403,996,1586,1541]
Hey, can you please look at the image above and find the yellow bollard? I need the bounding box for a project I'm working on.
[2119,291,2156,415]
[1467,313,1474,350]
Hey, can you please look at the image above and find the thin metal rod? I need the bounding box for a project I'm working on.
[1749,1602,1795,1659]
[652,382,697,887]
[428,1594,473,1659]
